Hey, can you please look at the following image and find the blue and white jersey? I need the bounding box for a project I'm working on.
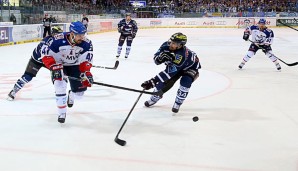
[153,41,201,83]
[245,25,274,45]
[41,32,93,66]
[31,36,53,64]
[118,19,138,35]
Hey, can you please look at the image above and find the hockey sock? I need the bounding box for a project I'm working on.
[175,85,189,105]
[56,94,67,116]
[125,46,131,57]
[243,51,255,62]
[13,74,33,93]
[266,51,278,63]
[117,46,122,56]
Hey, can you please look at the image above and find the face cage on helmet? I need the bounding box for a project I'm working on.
[170,38,186,46]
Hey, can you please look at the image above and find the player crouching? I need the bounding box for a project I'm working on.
[239,18,281,71]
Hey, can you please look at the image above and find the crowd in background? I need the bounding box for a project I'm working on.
[1,0,298,24]
[147,0,298,14]
[20,0,298,14]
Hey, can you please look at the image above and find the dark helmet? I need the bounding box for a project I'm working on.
[51,26,63,35]
[170,32,187,46]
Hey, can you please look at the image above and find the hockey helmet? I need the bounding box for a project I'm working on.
[51,26,63,34]
[126,13,131,17]
[258,18,266,25]
[69,21,87,34]
[170,32,187,46]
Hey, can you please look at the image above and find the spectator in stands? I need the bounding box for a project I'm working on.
[82,13,89,30]
[10,13,17,25]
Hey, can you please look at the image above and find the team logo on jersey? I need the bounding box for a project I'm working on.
[254,31,267,43]
[173,54,183,65]
[167,65,177,73]
[65,49,80,62]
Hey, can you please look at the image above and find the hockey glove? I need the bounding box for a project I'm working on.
[243,32,249,41]
[50,64,64,81]
[42,56,64,81]
[79,61,92,72]
[260,45,269,53]
[80,71,93,87]
[156,52,175,64]
[141,78,156,90]
[118,26,123,33]
[132,32,136,38]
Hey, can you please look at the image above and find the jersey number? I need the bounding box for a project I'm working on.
[86,53,93,62]
[41,46,50,55]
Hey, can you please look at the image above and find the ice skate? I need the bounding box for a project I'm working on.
[58,113,66,123]
[7,90,16,101]
[172,103,181,113]
[275,63,281,71]
[144,99,157,107]
[238,62,245,69]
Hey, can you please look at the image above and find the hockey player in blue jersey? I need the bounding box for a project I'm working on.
[7,26,63,101]
[239,18,281,70]
[41,21,94,123]
[116,13,138,58]
[141,32,201,113]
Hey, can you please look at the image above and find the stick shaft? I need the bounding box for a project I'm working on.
[66,76,157,95]
[248,40,298,66]
[115,91,144,139]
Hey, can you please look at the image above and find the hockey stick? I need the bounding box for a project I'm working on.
[114,90,144,146]
[248,39,298,66]
[276,19,298,32]
[92,60,119,70]
[66,76,161,95]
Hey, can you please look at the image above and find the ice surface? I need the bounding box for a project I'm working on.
[0,28,297,171]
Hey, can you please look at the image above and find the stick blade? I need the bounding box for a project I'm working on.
[114,60,120,69]
[288,62,298,66]
[114,137,126,146]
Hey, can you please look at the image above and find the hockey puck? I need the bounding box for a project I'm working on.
[192,116,199,122]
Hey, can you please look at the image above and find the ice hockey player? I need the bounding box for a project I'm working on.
[41,21,93,123]
[7,26,63,101]
[239,18,281,70]
[116,13,138,58]
[141,32,201,113]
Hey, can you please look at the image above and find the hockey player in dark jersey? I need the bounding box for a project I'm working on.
[239,18,281,70]
[116,13,138,58]
[141,33,201,113]
[7,26,63,101]
[41,21,93,123]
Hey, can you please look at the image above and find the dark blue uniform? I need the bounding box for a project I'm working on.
[143,41,201,112]
[118,19,138,37]
[32,36,53,63]
[116,19,138,58]
[153,41,201,86]
[7,35,55,100]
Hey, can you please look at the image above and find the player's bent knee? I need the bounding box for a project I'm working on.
[54,80,67,94]
[127,40,132,46]
[22,73,33,82]
[73,91,85,100]
[183,69,199,81]
[180,76,193,88]
[25,61,42,77]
